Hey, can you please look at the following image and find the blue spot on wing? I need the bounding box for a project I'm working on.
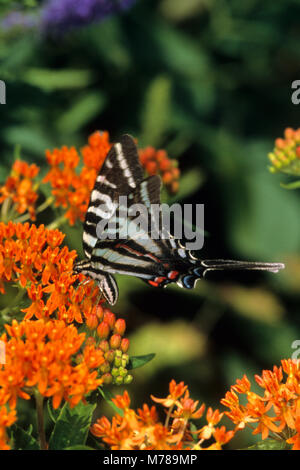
[182,275,197,289]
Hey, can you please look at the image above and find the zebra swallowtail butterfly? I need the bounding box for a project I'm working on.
[74,134,285,305]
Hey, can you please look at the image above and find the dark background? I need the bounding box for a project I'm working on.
[1,0,300,447]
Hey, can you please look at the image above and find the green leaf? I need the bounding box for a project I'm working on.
[140,75,172,147]
[56,92,107,135]
[127,353,156,370]
[22,68,94,91]
[11,424,40,450]
[280,180,300,190]
[246,439,287,450]
[48,401,96,450]
[4,126,55,156]
[167,169,204,203]
[150,21,210,78]
[47,399,61,424]
[98,387,124,416]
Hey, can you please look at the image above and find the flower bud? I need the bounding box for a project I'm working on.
[97,321,110,339]
[118,367,127,378]
[104,349,115,363]
[85,337,96,347]
[115,349,122,359]
[114,376,124,385]
[103,310,115,329]
[275,138,285,149]
[114,318,126,336]
[162,171,172,184]
[111,367,119,377]
[121,338,130,353]
[102,373,113,385]
[100,361,111,374]
[146,161,157,175]
[95,304,104,321]
[159,158,171,171]
[86,313,98,330]
[114,356,122,368]
[121,355,129,368]
[284,128,294,139]
[124,374,133,385]
[110,334,121,349]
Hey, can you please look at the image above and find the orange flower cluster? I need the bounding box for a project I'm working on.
[0,222,132,383]
[86,304,132,386]
[268,127,300,174]
[0,221,98,323]
[139,147,180,194]
[44,131,112,225]
[0,160,40,221]
[221,359,300,450]
[0,318,104,412]
[0,404,16,450]
[91,380,234,450]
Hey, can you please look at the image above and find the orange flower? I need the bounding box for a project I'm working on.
[44,131,181,225]
[287,416,300,450]
[81,130,112,171]
[91,382,234,450]
[0,318,104,410]
[0,404,16,450]
[222,359,300,449]
[0,160,39,221]
[205,426,235,450]
[139,147,180,194]
[44,131,112,225]
[0,222,132,385]
[173,391,205,421]
[151,379,187,408]
[268,127,300,173]
[198,408,224,440]
[0,222,95,321]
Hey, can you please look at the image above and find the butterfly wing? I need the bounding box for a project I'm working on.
[88,175,189,287]
[83,134,144,259]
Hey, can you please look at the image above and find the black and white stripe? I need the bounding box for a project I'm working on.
[83,134,144,259]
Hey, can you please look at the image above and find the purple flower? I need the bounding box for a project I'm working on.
[41,0,136,34]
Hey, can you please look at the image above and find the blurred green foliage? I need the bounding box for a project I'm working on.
[1,0,300,448]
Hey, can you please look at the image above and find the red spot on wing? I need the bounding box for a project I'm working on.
[115,243,143,257]
[168,270,179,280]
[148,276,167,287]
[115,243,161,264]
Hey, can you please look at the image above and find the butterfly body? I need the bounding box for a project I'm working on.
[74,134,284,305]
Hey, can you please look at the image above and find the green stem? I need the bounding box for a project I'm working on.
[13,196,55,224]
[164,404,174,429]
[46,214,66,230]
[35,391,47,450]
[1,197,13,222]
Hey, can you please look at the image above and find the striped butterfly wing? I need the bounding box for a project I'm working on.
[89,175,187,286]
[76,134,144,305]
[83,134,144,259]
